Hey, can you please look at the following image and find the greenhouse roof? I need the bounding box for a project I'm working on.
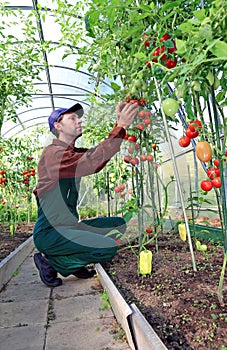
[2,0,113,138]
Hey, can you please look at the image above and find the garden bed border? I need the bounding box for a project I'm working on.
[96,263,168,350]
[0,236,34,291]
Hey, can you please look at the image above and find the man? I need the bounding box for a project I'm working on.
[33,101,138,287]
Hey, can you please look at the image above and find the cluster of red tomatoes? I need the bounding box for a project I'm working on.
[114,183,126,197]
[178,119,202,148]
[0,169,7,186]
[201,159,221,191]
[142,33,179,70]
[21,167,36,185]
[123,104,157,167]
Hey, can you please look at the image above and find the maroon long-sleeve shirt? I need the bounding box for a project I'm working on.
[34,125,126,197]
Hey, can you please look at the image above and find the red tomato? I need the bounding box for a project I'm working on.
[140,154,147,161]
[128,135,137,143]
[146,60,151,68]
[144,119,151,125]
[135,143,140,150]
[213,159,220,167]
[147,154,154,162]
[212,177,221,188]
[207,167,220,179]
[166,58,177,69]
[139,98,146,106]
[186,128,199,139]
[124,155,132,163]
[124,133,129,140]
[189,120,202,132]
[160,33,171,42]
[128,147,134,154]
[145,111,152,117]
[152,144,156,150]
[138,111,146,118]
[146,228,153,233]
[152,46,166,60]
[130,99,139,104]
[178,136,191,147]
[136,123,145,131]
[200,180,213,191]
[130,157,139,166]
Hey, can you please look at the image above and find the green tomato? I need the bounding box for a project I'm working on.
[199,244,208,252]
[162,98,179,117]
[93,64,99,72]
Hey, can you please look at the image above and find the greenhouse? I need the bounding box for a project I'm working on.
[0,1,227,349]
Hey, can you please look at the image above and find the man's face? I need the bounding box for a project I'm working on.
[55,112,82,139]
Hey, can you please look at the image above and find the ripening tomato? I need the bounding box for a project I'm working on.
[160,33,171,42]
[138,111,146,118]
[146,60,151,68]
[131,157,139,166]
[178,136,191,147]
[139,98,146,106]
[166,58,177,69]
[200,179,213,191]
[196,141,212,162]
[124,155,132,163]
[147,154,154,162]
[128,135,137,143]
[152,144,156,150]
[212,177,221,188]
[146,227,153,233]
[144,119,151,125]
[207,167,220,179]
[188,120,202,132]
[185,128,199,139]
[140,154,147,161]
[213,159,220,167]
[136,123,145,131]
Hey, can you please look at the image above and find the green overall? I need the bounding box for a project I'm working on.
[33,178,125,277]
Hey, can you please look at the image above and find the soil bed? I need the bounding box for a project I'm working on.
[104,231,227,350]
[0,222,33,262]
[0,220,226,349]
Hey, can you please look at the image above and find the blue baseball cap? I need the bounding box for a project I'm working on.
[48,103,84,131]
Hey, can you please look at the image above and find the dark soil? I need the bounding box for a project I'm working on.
[0,222,34,261]
[104,225,227,350]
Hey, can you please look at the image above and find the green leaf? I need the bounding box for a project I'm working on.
[193,9,206,21]
[209,40,227,58]
[178,21,193,32]
[110,82,121,91]
[175,38,187,55]
[123,211,134,223]
[134,52,147,60]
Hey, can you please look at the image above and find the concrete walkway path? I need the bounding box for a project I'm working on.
[0,251,131,350]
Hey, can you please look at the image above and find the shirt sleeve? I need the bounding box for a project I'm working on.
[44,125,126,179]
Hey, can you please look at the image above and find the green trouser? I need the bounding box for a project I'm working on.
[33,179,126,277]
[33,216,125,277]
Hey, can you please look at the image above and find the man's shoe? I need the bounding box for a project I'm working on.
[73,266,96,279]
[34,253,62,287]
